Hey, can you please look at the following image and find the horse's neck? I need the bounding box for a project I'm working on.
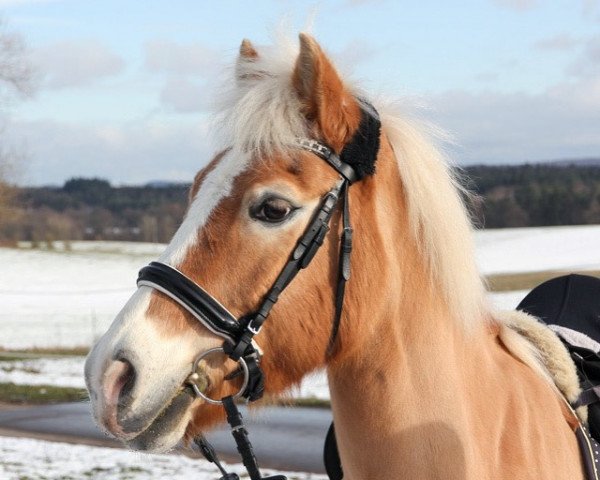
[327,294,474,478]
[327,299,583,480]
[325,145,583,479]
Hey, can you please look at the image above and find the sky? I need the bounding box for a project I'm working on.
[0,0,599,185]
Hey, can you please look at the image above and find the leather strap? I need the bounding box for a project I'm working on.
[573,386,600,409]
[230,181,346,361]
[137,262,240,342]
[194,435,239,480]
[223,395,262,480]
[326,183,352,358]
[296,139,357,184]
[576,425,600,480]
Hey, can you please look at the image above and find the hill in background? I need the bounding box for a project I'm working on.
[1,163,600,245]
[465,163,600,228]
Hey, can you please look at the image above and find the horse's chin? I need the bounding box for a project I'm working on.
[124,389,196,453]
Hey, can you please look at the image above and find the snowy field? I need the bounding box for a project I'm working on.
[0,356,86,388]
[2,226,599,349]
[475,225,600,275]
[0,242,162,349]
[0,436,326,480]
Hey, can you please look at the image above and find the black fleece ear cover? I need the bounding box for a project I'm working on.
[339,104,381,179]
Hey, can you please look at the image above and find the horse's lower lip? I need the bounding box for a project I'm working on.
[124,388,196,451]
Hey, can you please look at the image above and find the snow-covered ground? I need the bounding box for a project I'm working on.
[475,225,600,275]
[0,356,86,388]
[0,436,325,480]
[3,227,598,349]
[0,242,161,349]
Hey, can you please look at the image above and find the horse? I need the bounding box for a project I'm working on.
[84,33,587,479]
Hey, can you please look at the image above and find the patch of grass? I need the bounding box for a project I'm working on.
[0,383,88,404]
[486,269,600,292]
[0,354,33,362]
[273,397,331,409]
[0,347,89,357]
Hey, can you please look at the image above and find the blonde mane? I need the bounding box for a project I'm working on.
[212,38,489,330]
[378,106,488,329]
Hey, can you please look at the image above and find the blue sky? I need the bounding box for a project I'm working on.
[1,0,599,185]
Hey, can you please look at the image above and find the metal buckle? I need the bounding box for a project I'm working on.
[297,138,332,160]
[187,347,250,405]
[246,319,262,335]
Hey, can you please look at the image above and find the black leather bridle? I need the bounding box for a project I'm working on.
[136,107,380,480]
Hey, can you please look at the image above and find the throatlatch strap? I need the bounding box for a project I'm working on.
[327,183,352,358]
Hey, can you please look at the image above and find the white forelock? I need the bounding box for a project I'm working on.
[212,39,309,156]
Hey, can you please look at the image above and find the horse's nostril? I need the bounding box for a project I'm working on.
[98,357,141,438]
[103,358,136,410]
[116,358,136,404]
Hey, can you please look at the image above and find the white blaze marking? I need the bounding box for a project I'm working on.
[159,150,250,267]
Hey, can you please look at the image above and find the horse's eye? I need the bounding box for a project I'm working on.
[251,197,296,224]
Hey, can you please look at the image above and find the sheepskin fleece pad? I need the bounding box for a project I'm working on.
[496,309,586,422]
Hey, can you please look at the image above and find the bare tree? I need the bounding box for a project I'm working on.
[0,19,35,244]
[0,19,35,103]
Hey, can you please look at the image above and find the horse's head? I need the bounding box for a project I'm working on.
[84,34,386,451]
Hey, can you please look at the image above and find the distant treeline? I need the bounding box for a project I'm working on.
[0,178,189,244]
[465,164,600,228]
[1,164,599,244]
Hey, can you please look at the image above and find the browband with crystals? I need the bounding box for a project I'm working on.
[296,139,358,184]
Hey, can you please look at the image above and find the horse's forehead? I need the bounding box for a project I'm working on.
[189,150,229,201]
[161,149,337,267]
[194,151,336,204]
[159,149,251,266]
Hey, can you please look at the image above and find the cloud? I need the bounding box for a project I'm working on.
[32,40,125,89]
[429,76,600,164]
[566,35,600,78]
[143,40,224,113]
[474,72,499,83]
[534,33,580,51]
[7,117,213,185]
[160,77,209,113]
[144,40,220,76]
[335,39,378,71]
[582,0,600,16]
[492,0,537,11]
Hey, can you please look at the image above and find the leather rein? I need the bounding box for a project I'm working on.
[136,108,380,480]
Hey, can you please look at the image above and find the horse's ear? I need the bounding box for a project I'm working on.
[239,39,258,59]
[237,39,263,83]
[293,33,361,151]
